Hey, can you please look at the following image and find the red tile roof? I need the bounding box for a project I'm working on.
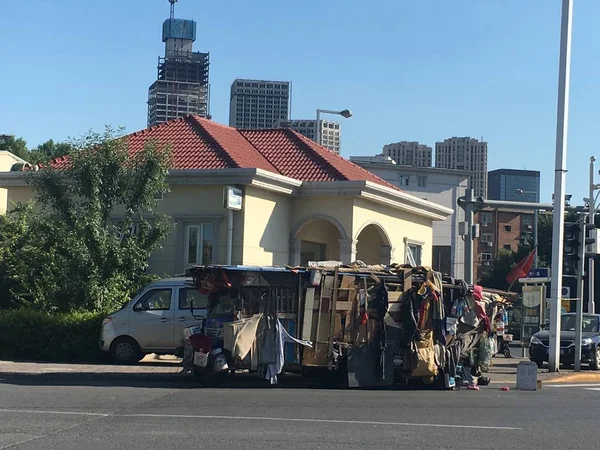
[45,115,400,191]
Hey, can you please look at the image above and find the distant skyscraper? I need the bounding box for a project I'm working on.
[382,141,432,167]
[229,79,290,129]
[274,119,341,154]
[435,137,488,198]
[147,2,210,127]
[488,169,540,203]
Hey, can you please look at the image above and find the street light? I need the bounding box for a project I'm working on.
[315,109,353,148]
[516,189,540,267]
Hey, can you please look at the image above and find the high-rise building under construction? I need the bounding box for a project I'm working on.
[147,0,210,127]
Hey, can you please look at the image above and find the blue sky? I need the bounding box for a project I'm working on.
[2,0,599,203]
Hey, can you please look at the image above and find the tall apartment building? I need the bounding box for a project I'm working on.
[147,3,210,127]
[473,208,536,281]
[382,141,432,167]
[229,79,290,129]
[274,119,342,154]
[435,137,488,198]
[488,169,540,203]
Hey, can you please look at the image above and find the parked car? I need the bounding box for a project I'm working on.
[529,313,600,369]
[100,277,208,364]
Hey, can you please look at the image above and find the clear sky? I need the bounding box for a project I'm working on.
[2,0,599,203]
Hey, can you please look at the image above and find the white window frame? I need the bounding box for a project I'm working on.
[480,212,493,224]
[480,233,493,243]
[417,175,427,188]
[404,239,424,266]
[184,223,214,268]
[480,252,492,261]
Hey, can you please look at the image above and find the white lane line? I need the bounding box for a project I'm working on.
[585,388,600,391]
[0,408,108,416]
[0,409,522,431]
[0,409,520,431]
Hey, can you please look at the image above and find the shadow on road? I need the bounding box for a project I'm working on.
[0,371,457,392]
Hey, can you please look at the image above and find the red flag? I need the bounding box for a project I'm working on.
[505,249,537,285]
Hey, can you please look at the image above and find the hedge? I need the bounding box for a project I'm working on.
[0,309,106,362]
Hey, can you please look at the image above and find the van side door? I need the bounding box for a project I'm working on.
[174,286,208,345]
[130,287,176,351]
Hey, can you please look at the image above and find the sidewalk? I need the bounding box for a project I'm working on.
[0,354,189,384]
[1,354,595,387]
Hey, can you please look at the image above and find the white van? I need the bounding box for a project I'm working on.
[99,277,207,364]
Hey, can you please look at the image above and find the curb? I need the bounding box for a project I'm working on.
[543,373,600,383]
[0,371,193,384]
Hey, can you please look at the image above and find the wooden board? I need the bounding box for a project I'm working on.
[327,266,340,370]
[338,275,355,301]
[301,287,316,341]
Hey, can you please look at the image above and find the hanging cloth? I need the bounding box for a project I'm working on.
[264,320,313,384]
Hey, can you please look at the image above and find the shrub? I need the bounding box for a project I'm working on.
[0,309,106,362]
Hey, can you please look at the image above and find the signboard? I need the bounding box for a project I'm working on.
[223,186,243,211]
[528,268,549,278]
[521,285,543,346]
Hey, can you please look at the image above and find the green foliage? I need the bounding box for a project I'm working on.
[0,309,105,362]
[0,127,172,313]
[0,136,29,160]
[478,247,531,292]
[30,139,74,163]
[536,213,553,268]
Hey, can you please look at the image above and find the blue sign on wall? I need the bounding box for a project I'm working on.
[528,268,549,278]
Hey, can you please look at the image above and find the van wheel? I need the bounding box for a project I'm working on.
[110,337,141,365]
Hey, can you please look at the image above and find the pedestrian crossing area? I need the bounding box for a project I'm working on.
[546,383,600,392]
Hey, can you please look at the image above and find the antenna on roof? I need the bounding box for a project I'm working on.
[168,0,177,19]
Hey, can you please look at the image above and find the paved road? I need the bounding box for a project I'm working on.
[0,379,597,449]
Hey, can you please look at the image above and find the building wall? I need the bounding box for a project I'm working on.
[352,198,434,267]
[1,180,440,277]
[382,141,432,167]
[474,208,535,281]
[435,137,488,198]
[0,152,27,214]
[147,185,231,275]
[229,79,290,129]
[241,186,292,266]
[275,119,341,154]
[487,169,540,202]
[353,163,467,277]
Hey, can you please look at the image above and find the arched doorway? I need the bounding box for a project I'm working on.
[290,216,347,266]
[355,223,392,265]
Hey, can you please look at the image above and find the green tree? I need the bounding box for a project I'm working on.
[478,247,532,292]
[30,139,74,162]
[0,127,173,312]
[0,136,29,160]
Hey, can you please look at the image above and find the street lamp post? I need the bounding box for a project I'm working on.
[516,189,539,267]
[548,0,574,373]
[315,109,353,148]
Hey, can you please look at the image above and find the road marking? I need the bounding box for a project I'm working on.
[0,408,108,416]
[545,383,600,388]
[0,408,521,431]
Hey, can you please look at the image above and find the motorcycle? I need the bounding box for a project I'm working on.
[181,302,230,387]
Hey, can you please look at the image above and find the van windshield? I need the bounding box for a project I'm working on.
[207,293,235,317]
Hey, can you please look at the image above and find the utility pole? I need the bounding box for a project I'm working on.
[575,215,586,371]
[589,157,596,314]
[548,0,573,373]
[464,189,475,285]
